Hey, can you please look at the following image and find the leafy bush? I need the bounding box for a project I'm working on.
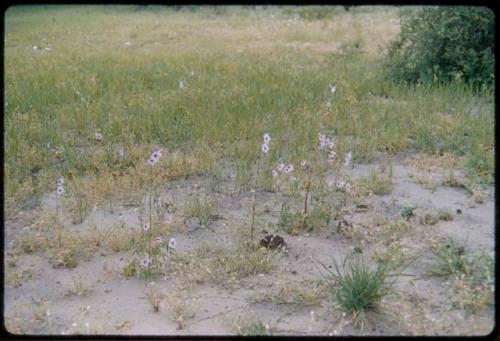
[385,6,494,87]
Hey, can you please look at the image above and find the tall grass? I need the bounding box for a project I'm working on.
[4,5,494,207]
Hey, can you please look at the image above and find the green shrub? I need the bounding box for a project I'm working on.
[385,6,494,88]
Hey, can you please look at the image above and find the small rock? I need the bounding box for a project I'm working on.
[456,209,462,215]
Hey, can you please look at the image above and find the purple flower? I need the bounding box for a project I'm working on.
[169,237,177,249]
[117,148,125,157]
[143,223,150,232]
[140,255,151,268]
[261,143,269,154]
[300,160,306,167]
[277,163,285,172]
[147,157,157,166]
[95,132,103,141]
[283,163,294,174]
[272,169,278,177]
[56,186,65,195]
[56,176,64,186]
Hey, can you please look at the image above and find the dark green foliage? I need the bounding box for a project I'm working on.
[385,6,494,88]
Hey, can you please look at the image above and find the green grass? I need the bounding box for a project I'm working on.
[323,255,395,315]
[4,5,494,212]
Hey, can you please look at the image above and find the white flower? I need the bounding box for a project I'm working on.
[44,47,51,51]
[169,237,177,249]
[277,163,285,172]
[179,80,185,89]
[143,223,150,232]
[328,140,335,150]
[125,41,131,46]
[117,148,125,157]
[33,45,38,50]
[325,100,332,108]
[327,180,334,187]
[329,84,336,94]
[263,133,271,144]
[344,151,352,167]
[336,180,346,188]
[272,169,278,177]
[318,133,326,142]
[56,186,65,195]
[95,132,103,141]
[300,160,306,167]
[190,71,195,76]
[261,143,269,154]
[56,176,64,186]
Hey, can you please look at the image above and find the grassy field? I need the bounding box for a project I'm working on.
[3,5,495,336]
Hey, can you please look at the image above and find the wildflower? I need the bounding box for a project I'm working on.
[147,158,157,166]
[33,45,38,50]
[327,180,334,187]
[56,186,65,195]
[151,150,162,161]
[336,180,346,188]
[140,255,151,268]
[283,163,294,174]
[125,41,131,46]
[117,147,125,157]
[344,151,352,167]
[44,47,51,51]
[326,100,332,108]
[261,143,269,154]
[169,237,177,249]
[272,169,278,177]
[327,139,335,150]
[56,176,64,186]
[179,80,185,89]
[300,160,306,167]
[329,84,336,94]
[263,133,271,144]
[190,71,195,76]
[95,132,103,141]
[277,163,285,172]
[318,133,326,142]
[143,223,150,232]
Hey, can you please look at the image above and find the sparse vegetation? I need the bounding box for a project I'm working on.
[3,5,494,336]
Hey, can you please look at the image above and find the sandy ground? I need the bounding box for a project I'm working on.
[3,153,494,335]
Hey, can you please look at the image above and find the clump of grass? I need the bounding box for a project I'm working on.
[420,212,439,225]
[65,275,94,297]
[169,243,276,288]
[144,282,164,313]
[437,209,453,221]
[17,232,44,254]
[322,254,396,321]
[184,192,215,227]
[164,292,193,330]
[232,317,270,336]
[6,268,35,288]
[357,167,392,196]
[426,239,473,276]
[400,206,416,220]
